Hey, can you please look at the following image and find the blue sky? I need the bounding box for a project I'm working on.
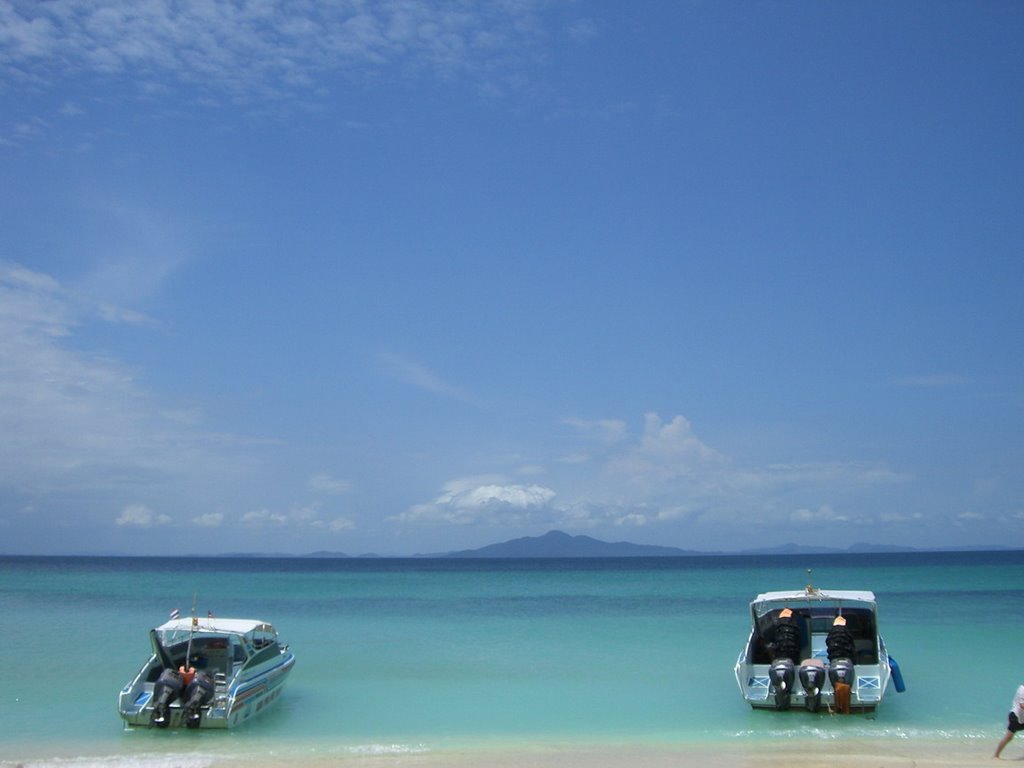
[1,1,1022,556]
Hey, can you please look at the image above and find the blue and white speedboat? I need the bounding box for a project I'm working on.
[119,615,295,729]
[734,582,904,713]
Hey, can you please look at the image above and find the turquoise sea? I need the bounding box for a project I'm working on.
[1,551,1021,766]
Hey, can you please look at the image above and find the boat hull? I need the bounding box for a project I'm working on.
[734,588,900,714]
[735,657,890,712]
[119,652,295,729]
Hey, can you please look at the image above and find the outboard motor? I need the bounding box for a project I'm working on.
[183,671,216,728]
[798,661,826,712]
[768,658,795,710]
[829,658,856,714]
[150,668,185,727]
[829,657,855,688]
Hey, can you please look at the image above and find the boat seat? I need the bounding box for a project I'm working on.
[854,639,877,664]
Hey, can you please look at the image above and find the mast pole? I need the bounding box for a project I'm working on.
[185,591,197,668]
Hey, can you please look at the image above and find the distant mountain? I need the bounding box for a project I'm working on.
[847,542,917,553]
[442,529,705,558]
[738,542,920,556]
[208,536,1018,561]
[306,550,351,558]
[219,552,299,558]
[738,542,844,556]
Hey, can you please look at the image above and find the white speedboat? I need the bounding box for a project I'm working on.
[734,582,904,713]
[119,615,295,729]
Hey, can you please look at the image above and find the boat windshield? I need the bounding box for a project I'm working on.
[250,624,278,649]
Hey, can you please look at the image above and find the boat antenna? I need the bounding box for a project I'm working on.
[806,569,817,595]
[185,591,197,669]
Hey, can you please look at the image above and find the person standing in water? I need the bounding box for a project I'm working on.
[994,684,1024,758]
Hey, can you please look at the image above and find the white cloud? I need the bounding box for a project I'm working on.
[116,503,171,527]
[238,502,356,535]
[605,412,726,489]
[459,483,555,509]
[790,505,848,523]
[399,476,556,525]
[192,512,224,527]
[241,508,288,526]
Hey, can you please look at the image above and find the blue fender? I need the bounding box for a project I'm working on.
[889,656,906,693]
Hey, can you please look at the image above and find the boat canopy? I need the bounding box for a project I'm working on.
[152,618,278,649]
[750,589,877,619]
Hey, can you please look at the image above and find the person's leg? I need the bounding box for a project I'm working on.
[995,730,1015,758]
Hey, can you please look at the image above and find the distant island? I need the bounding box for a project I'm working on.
[207,529,1014,560]
[440,529,706,558]
[430,530,930,558]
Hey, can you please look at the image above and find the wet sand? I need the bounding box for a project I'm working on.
[194,739,997,768]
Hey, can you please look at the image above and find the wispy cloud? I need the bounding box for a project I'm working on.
[1,0,552,106]
[309,473,352,495]
[567,18,599,43]
[66,192,196,309]
[242,508,289,526]
[115,503,171,527]
[192,512,225,527]
[239,502,355,535]
[0,262,262,504]
[562,417,628,444]
[401,411,911,540]
[375,350,474,402]
[895,373,971,388]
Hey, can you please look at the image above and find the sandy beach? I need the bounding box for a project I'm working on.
[181,739,1000,768]
[0,734,1005,768]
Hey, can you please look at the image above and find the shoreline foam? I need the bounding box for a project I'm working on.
[0,738,1001,768]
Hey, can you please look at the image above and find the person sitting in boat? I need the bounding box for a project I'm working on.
[825,615,856,662]
[770,607,801,664]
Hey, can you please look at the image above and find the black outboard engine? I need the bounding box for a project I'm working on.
[768,658,795,710]
[150,668,185,727]
[829,657,855,689]
[183,671,216,729]
[798,662,826,712]
[829,658,856,713]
